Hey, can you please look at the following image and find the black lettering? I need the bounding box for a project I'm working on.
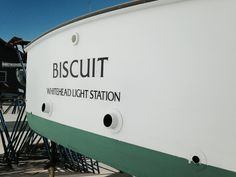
[62,61,69,78]
[114,92,121,102]
[97,57,108,77]
[92,58,96,77]
[59,62,62,78]
[67,89,71,96]
[53,57,109,78]
[79,89,88,98]
[90,90,95,99]
[70,60,79,78]
[97,91,102,100]
[53,63,58,78]
[101,91,106,100]
[47,88,51,94]
[107,91,114,101]
[80,59,90,77]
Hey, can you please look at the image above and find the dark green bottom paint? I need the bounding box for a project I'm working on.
[27,113,236,177]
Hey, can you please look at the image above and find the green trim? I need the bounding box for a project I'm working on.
[27,113,236,177]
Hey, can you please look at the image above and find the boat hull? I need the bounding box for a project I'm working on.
[26,0,236,176]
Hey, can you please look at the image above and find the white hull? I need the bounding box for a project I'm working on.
[26,0,236,175]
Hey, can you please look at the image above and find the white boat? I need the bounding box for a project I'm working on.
[25,0,236,176]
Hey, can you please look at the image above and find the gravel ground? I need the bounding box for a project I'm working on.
[0,159,117,177]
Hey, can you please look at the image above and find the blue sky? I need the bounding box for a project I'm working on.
[0,0,128,41]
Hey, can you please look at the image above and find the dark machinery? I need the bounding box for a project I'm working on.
[0,37,29,107]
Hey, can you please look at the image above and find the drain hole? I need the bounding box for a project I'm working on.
[71,34,76,43]
[103,114,112,127]
[192,156,200,164]
[41,103,46,112]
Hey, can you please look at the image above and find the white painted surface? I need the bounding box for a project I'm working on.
[26,0,236,172]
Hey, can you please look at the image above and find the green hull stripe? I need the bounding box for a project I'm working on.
[27,113,236,177]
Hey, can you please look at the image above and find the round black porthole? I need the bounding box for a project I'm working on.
[41,103,46,112]
[103,114,112,127]
[192,156,200,164]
